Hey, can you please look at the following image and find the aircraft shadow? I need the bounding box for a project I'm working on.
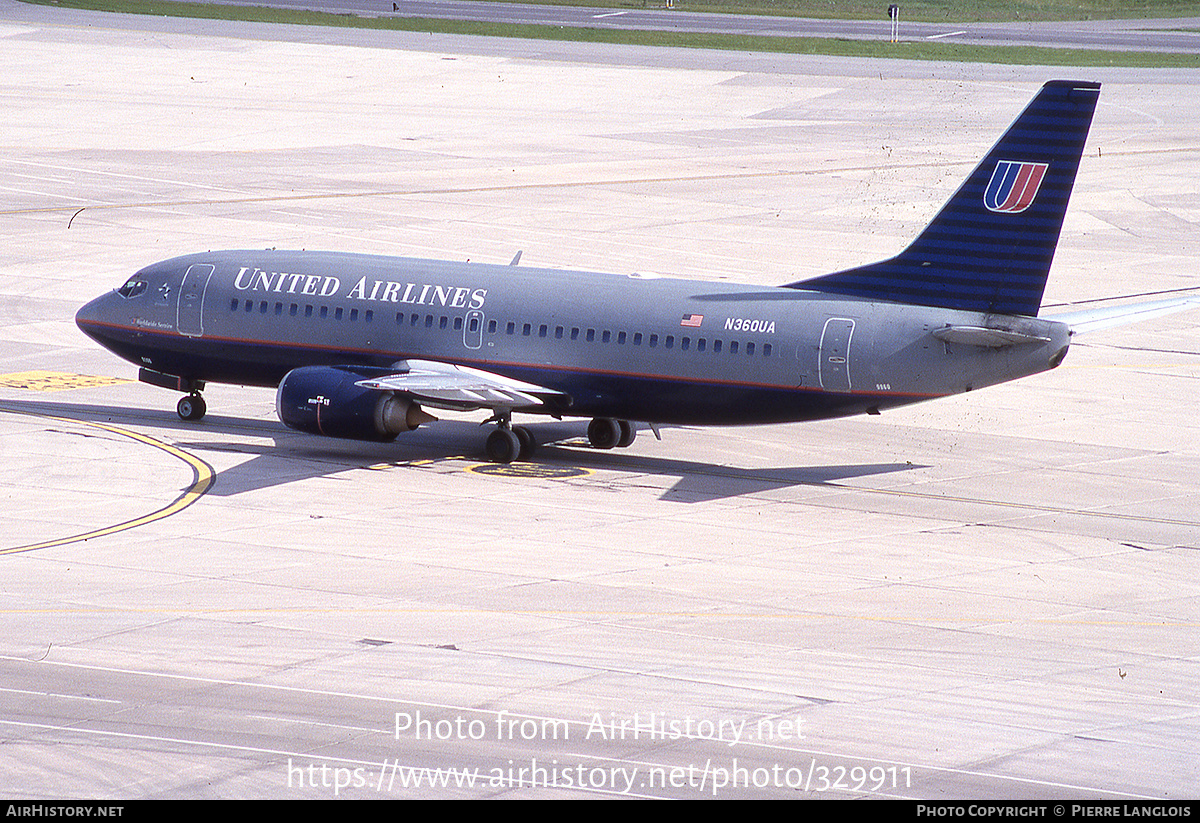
[0,399,924,503]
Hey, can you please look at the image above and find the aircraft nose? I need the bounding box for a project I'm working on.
[75,290,116,344]
[75,293,102,329]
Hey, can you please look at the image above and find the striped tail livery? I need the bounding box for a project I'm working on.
[791,80,1101,317]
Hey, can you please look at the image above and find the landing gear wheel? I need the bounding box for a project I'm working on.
[512,425,536,461]
[617,420,636,448]
[486,427,521,464]
[177,393,206,421]
[587,417,621,450]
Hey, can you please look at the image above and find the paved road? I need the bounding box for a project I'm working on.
[204,0,1200,53]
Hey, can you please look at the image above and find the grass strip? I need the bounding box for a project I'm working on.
[24,0,1200,67]
[476,0,1200,23]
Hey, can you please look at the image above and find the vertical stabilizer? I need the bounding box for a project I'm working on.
[790,81,1101,316]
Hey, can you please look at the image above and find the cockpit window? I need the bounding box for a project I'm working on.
[117,277,147,298]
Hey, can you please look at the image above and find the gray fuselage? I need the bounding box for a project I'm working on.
[75,249,1072,426]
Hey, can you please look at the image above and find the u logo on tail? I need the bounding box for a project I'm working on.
[984,160,1049,214]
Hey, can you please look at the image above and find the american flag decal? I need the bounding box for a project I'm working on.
[680,314,703,327]
[984,160,1049,214]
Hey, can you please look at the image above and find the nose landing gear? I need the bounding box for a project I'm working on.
[176,392,206,421]
[138,369,207,422]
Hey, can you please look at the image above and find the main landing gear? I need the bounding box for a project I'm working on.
[586,417,636,450]
[484,415,636,464]
[485,422,536,464]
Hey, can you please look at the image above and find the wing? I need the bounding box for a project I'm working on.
[354,359,568,412]
[1045,293,1200,335]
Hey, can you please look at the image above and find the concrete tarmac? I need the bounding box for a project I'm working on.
[1,0,1198,799]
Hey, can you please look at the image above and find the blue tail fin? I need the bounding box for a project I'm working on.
[789,80,1101,317]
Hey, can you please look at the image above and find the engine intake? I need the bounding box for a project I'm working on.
[276,366,435,441]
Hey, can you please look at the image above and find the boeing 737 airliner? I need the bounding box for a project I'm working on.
[74,81,1198,463]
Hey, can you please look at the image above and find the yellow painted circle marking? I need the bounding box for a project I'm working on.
[0,409,214,554]
[467,463,592,479]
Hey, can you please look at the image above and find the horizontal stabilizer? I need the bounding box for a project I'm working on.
[932,325,1051,348]
[1046,294,1200,335]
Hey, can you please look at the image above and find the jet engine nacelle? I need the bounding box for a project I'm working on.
[276,366,434,441]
